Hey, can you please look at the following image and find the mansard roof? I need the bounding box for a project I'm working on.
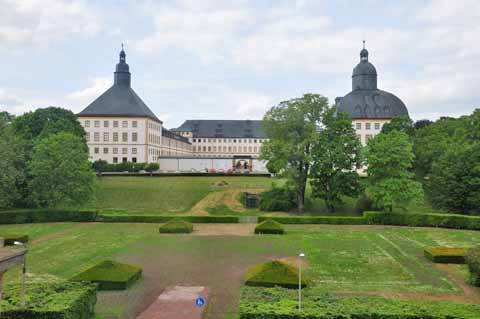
[173,120,266,138]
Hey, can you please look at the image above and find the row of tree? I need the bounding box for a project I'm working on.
[260,94,479,215]
[0,108,96,209]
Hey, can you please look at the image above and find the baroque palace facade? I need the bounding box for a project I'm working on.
[78,44,408,165]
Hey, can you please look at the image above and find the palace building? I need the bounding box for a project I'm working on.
[77,48,192,163]
[336,42,409,144]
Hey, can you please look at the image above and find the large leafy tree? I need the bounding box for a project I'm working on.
[29,132,96,208]
[310,110,363,212]
[0,111,15,131]
[381,115,415,137]
[0,127,26,208]
[260,94,330,213]
[365,131,424,212]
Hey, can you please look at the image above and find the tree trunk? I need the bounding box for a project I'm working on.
[297,162,308,214]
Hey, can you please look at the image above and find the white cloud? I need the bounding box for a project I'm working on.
[0,0,102,49]
[66,77,111,112]
[0,89,30,114]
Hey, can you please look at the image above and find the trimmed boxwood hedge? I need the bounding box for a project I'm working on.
[0,233,29,246]
[0,281,97,319]
[364,211,480,230]
[254,219,285,234]
[71,260,142,290]
[99,214,239,223]
[159,218,193,233]
[239,289,480,319]
[257,215,366,225]
[245,261,306,289]
[0,209,97,224]
[424,247,467,264]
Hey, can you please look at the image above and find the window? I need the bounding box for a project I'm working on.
[203,146,206,152]
[103,120,109,128]
[208,146,211,152]
[113,147,118,154]
[94,132,99,142]
[132,148,137,154]
[113,157,118,163]
[103,147,108,154]
[193,146,196,152]
[356,122,361,130]
[223,146,227,152]
[122,132,128,142]
[366,123,371,130]
[254,146,257,152]
[86,132,90,141]
[94,120,100,128]
[122,121,128,128]
[248,146,252,152]
[243,146,247,152]
[254,139,257,143]
[132,132,138,142]
[84,120,90,127]
[103,132,109,142]
[122,147,128,154]
[132,157,137,163]
[228,146,232,152]
[132,121,137,128]
[375,123,380,130]
[122,157,127,163]
[94,147,99,154]
[357,134,362,142]
[193,138,196,142]
[113,132,118,142]
[233,146,237,152]
[233,139,237,143]
[213,146,217,152]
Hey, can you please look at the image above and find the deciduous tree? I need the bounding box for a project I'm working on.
[0,127,26,208]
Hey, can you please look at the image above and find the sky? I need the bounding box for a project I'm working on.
[1,0,479,129]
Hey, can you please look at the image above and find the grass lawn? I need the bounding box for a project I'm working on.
[0,223,479,319]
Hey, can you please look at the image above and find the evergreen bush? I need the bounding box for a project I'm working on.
[254,219,285,234]
[424,247,466,264]
[72,260,142,290]
[244,260,306,289]
[159,218,193,233]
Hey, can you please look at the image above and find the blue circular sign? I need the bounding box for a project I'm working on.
[195,297,205,307]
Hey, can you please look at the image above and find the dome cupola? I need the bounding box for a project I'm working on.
[352,41,377,90]
[114,43,131,87]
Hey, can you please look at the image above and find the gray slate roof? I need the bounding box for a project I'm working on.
[173,120,266,138]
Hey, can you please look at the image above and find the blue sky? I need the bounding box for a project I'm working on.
[1,0,479,128]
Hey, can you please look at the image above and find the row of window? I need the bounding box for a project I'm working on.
[148,133,161,145]
[87,132,138,143]
[193,145,259,153]
[92,147,138,155]
[148,122,161,131]
[84,120,138,129]
[355,122,382,130]
[192,138,265,144]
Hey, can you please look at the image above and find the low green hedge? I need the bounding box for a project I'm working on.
[159,218,193,233]
[0,233,29,246]
[0,209,97,224]
[72,260,142,291]
[466,246,480,286]
[254,219,285,234]
[245,261,306,289]
[424,247,467,264]
[0,281,97,319]
[257,215,366,225]
[364,211,480,230]
[99,214,239,223]
[239,287,480,319]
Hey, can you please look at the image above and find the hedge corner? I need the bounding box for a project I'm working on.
[71,260,142,290]
[424,247,467,264]
[254,219,285,235]
[245,260,306,289]
[159,218,194,233]
[0,233,29,246]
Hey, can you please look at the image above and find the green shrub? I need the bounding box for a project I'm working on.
[466,246,480,286]
[424,247,466,264]
[259,187,296,212]
[159,218,193,233]
[0,281,97,319]
[239,287,480,319]
[0,209,97,224]
[364,211,480,230]
[0,233,29,245]
[355,194,375,213]
[244,261,306,289]
[257,215,365,225]
[254,219,285,234]
[98,214,239,223]
[145,163,159,173]
[72,260,142,291]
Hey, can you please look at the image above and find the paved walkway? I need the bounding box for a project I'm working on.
[136,286,208,319]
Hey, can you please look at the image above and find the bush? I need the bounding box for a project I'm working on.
[0,281,97,319]
[145,163,159,173]
[245,261,306,289]
[364,211,480,230]
[0,209,97,224]
[466,246,480,286]
[239,287,480,319]
[159,218,193,233]
[355,194,375,213]
[259,187,296,212]
[254,219,285,234]
[98,214,239,223]
[72,260,142,291]
[92,159,108,173]
[257,216,365,225]
[0,233,29,245]
[424,247,466,264]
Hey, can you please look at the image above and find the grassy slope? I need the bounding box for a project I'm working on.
[0,223,479,318]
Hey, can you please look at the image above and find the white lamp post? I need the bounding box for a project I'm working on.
[13,241,26,308]
[298,252,305,313]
